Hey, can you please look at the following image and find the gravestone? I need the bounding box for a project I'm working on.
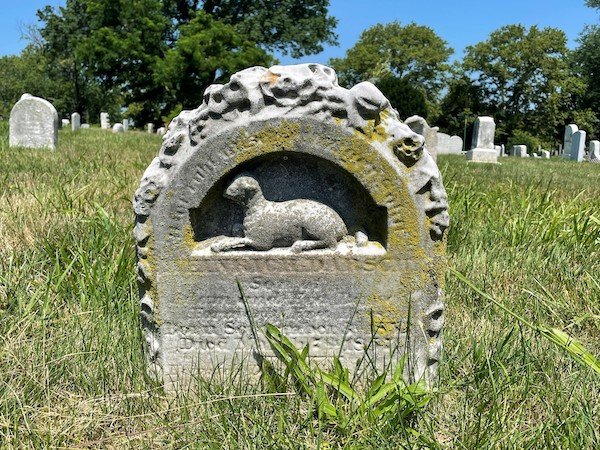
[113,123,124,133]
[466,116,497,163]
[571,130,586,162]
[81,124,90,129]
[589,141,600,163]
[563,124,578,159]
[146,123,155,134]
[541,150,550,159]
[123,119,130,132]
[71,112,81,131]
[9,93,58,150]
[512,145,528,158]
[61,119,70,128]
[100,112,110,130]
[157,127,166,136]
[134,64,449,388]
[437,133,463,155]
[405,116,439,161]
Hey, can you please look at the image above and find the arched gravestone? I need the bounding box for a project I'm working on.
[134,64,450,387]
[9,94,58,150]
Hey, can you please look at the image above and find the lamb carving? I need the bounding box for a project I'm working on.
[211,175,348,253]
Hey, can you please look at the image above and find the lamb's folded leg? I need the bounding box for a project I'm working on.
[291,240,334,253]
[211,237,253,252]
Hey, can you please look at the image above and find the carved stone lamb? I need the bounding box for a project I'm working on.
[211,175,347,252]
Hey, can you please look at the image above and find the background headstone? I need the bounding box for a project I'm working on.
[134,64,449,388]
[563,124,578,159]
[589,140,600,163]
[541,150,550,159]
[61,119,70,128]
[146,123,154,133]
[157,127,166,136]
[100,112,110,130]
[81,124,90,129]
[437,133,463,155]
[122,119,129,132]
[571,130,586,162]
[512,145,528,158]
[71,112,81,131]
[9,93,58,150]
[466,116,497,163]
[405,115,439,161]
[112,123,124,133]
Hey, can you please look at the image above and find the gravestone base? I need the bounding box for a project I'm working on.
[466,148,498,163]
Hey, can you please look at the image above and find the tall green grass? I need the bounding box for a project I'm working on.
[0,126,598,448]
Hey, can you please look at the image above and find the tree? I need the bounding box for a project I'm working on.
[329,22,452,120]
[462,25,593,144]
[35,0,337,124]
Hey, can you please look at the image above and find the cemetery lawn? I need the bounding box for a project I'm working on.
[0,123,599,448]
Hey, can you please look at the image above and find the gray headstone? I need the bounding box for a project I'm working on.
[146,123,155,133]
[9,93,58,150]
[571,131,586,162]
[512,145,528,158]
[437,133,463,155]
[61,119,70,128]
[71,112,81,131]
[157,127,166,136]
[466,116,497,163]
[122,119,129,132]
[405,116,439,161]
[589,141,600,163]
[563,124,578,159]
[134,64,449,389]
[112,123,124,133]
[100,112,110,130]
[541,150,550,159]
[81,124,90,129]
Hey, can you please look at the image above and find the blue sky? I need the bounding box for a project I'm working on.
[1,0,598,63]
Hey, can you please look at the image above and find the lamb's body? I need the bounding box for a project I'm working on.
[211,176,347,252]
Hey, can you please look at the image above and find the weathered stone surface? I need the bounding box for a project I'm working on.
[113,123,124,133]
[571,130,586,162]
[71,112,81,131]
[563,124,578,159]
[81,124,90,129]
[123,119,130,132]
[541,150,550,159]
[157,127,166,136]
[589,141,600,162]
[147,123,155,133]
[134,64,449,388]
[100,112,110,130]
[512,145,528,158]
[61,119,70,128]
[466,116,497,163]
[405,116,439,161]
[437,133,463,155]
[9,94,58,150]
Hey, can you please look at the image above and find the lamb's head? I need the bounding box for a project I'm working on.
[224,175,262,204]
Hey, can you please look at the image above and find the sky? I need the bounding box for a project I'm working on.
[0,0,598,63]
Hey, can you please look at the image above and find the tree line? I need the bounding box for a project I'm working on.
[0,0,598,147]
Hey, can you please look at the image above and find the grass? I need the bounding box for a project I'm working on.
[0,122,599,448]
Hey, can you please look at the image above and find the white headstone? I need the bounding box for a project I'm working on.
[466,116,497,163]
[122,119,129,132]
[81,124,90,129]
[71,112,81,131]
[100,112,110,129]
[157,127,166,136]
[571,131,586,162]
[541,150,550,159]
[112,123,124,133]
[512,145,528,158]
[437,133,463,155]
[61,119,70,128]
[9,93,59,150]
[563,124,578,159]
[146,123,154,134]
[589,141,600,163]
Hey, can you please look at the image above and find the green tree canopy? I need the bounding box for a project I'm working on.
[329,22,452,120]
[462,24,593,143]
[35,0,337,124]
